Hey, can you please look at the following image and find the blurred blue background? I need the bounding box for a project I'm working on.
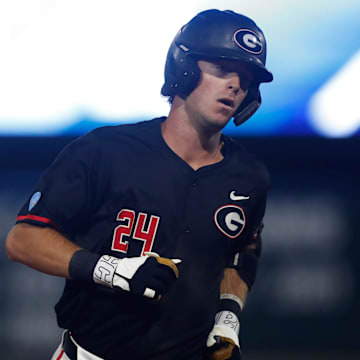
[1,1,359,359]
[0,0,359,137]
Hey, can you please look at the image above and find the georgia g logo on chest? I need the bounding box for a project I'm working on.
[214,205,246,239]
[111,209,160,256]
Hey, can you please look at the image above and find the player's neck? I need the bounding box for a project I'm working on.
[162,101,224,171]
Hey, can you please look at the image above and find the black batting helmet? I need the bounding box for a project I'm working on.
[161,9,273,126]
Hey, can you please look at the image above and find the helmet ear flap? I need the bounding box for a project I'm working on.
[233,86,261,126]
[176,56,201,98]
[161,44,201,100]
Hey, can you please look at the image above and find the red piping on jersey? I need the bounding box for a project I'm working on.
[56,349,65,360]
[17,214,59,231]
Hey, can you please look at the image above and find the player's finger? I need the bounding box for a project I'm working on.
[143,287,156,299]
[156,256,180,278]
[152,266,178,289]
[145,278,168,297]
[144,251,160,258]
[210,346,234,360]
[171,258,182,265]
[144,252,181,277]
[210,337,236,360]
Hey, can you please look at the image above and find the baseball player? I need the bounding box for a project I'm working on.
[6,9,273,360]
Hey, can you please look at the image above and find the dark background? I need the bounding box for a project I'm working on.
[1,135,359,359]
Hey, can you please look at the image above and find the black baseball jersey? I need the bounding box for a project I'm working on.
[17,117,270,360]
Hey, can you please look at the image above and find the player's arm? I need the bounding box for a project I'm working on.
[205,266,249,360]
[206,239,261,360]
[6,223,180,300]
[6,223,81,278]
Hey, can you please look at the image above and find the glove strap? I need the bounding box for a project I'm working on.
[214,311,240,338]
[93,255,120,287]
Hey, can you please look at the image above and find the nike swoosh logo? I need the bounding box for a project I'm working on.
[229,191,250,201]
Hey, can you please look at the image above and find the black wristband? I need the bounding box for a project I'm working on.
[68,249,101,281]
[227,251,258,291]
[219,296,242,320]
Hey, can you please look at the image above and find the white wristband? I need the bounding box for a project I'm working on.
[220,293,244,311]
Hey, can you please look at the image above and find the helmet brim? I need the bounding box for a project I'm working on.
[188,50,273,83]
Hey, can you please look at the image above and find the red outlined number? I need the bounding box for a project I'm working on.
[112,209,135,253]
[112,209,160,256]
[133,212,160,256]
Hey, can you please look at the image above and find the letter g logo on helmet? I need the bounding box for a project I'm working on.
[233,29,263,54]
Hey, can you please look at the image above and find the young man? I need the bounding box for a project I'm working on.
[6,9,273,360]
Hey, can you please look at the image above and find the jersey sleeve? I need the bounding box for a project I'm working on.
[225,191,267,282]
[245,194,266,254]
[16,131,102,237]
[230,154,270,256]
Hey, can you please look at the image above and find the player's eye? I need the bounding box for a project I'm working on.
[214,65,229,75]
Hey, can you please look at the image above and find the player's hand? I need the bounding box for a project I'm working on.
[92,253,181,300]
[206,326,241,360]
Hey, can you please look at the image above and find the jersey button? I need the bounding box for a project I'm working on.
[185,228,191,233]
[192,182,197,186]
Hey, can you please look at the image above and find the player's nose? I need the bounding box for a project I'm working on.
[227,74,241,95]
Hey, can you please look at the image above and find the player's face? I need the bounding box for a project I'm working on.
[184,60,253,131]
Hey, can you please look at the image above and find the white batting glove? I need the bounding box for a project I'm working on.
[93,254,181,300]
[206,294,243,360]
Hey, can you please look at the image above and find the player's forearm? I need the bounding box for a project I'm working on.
[6,223,81,279]
[206,268,246,358]
[220,268,249,306]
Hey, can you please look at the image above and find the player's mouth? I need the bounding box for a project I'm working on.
[218,98,235,109]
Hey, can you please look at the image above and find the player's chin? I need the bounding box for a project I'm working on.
[218,107,236,120]
[211,112,234,128]
[206,118,231,133]
[202,109,233,131]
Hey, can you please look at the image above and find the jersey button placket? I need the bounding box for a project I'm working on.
[184,177,198,233]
